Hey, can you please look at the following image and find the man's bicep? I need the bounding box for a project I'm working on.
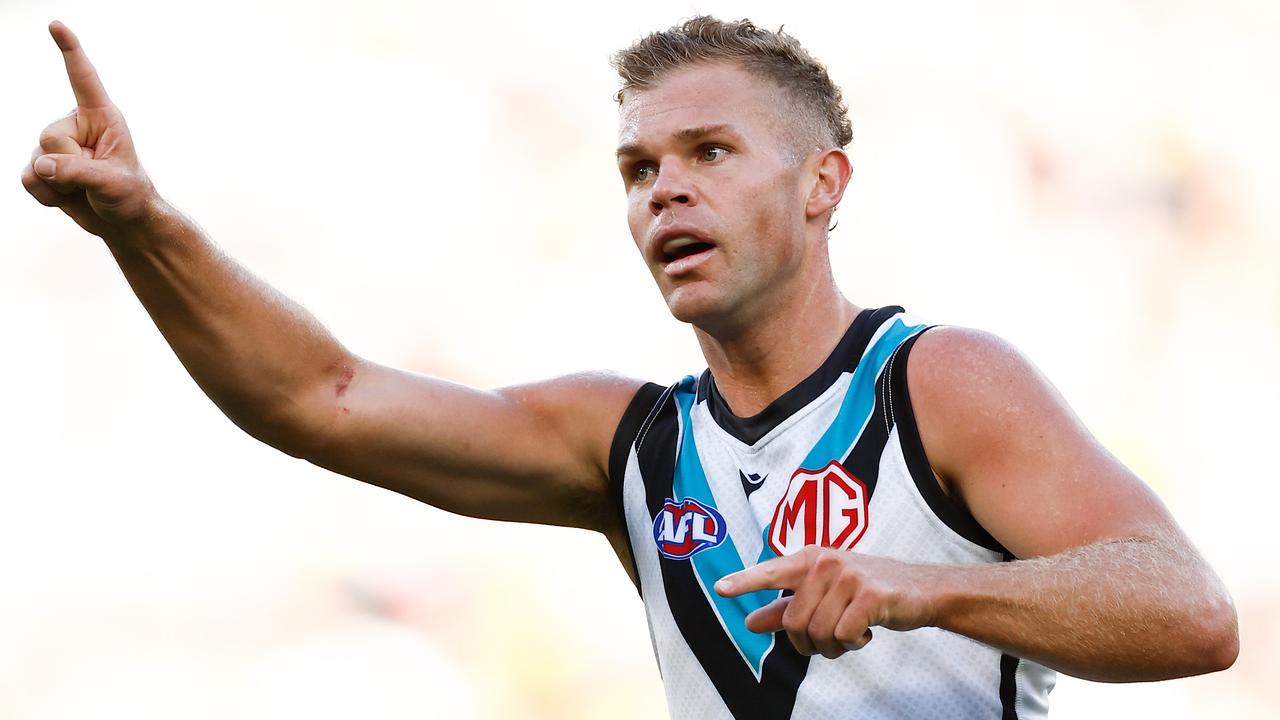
[909,327,1181,559]
[301,357,645,531]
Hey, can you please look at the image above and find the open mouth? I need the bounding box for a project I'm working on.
[661,235,715,263]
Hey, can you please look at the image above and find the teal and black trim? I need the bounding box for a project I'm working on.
[637,379,810,720]
[620,308,938,718]
[698,306,905,445]
[749,314,928,565]
[674,379,781,674]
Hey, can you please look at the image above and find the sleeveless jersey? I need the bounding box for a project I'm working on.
[607,306,1055,720]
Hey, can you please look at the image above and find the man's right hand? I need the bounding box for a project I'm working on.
[20,20,160,239]
[19,20,648,582]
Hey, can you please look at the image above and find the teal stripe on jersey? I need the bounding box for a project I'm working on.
[672,377,780,676]
[800,317,925,472]
[754,317,927,565]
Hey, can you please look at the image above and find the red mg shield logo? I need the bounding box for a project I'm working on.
[767,460,869,556]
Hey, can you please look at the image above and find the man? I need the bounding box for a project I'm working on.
[21,14,1236,720]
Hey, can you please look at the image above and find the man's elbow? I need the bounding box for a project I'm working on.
[1200,595,1240,673]
[1181,590,1239,676]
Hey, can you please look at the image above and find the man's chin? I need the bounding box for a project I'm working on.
[664,289,734,328]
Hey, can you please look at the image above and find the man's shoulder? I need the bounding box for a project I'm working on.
[905,324,1071,489]
[491,371,651,467]
[908,325,1031,390]
[500,370,652,426]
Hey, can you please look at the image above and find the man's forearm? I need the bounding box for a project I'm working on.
[930,535,1239,682]
[101,198,351,455]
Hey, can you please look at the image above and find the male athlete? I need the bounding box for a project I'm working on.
[22,16,1237,720]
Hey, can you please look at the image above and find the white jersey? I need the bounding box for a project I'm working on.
[608,306,1055,719]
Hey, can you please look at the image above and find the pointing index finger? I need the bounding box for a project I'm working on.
[48,20,112,108]
[714,554,804,597]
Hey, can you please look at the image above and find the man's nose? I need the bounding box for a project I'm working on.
[648,162,697,216]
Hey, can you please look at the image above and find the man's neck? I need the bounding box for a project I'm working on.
[694,288,860,418]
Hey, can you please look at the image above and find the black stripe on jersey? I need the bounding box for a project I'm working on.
[834,342,900,500]
[634,389,810,720]
[608,381,669,594]
[635,384,680,521]
[1000,653,1020,719]
[698,305,906,445]
[887,328,1010,555]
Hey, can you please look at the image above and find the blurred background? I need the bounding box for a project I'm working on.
[1,0,1277,717]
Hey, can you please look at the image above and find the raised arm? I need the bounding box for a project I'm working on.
[20,21,642,540]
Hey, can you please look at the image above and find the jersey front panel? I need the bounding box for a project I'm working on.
[609,307,1055,719]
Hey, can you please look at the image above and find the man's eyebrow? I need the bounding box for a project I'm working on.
[674,124,738,143]
[615,124,741,159]
[615,140,643,159]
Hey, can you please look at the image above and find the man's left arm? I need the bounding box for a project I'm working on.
[715,327,1239,682]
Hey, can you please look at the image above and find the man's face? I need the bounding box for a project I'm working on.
[616,62,814,329]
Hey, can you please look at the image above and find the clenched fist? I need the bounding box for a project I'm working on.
[20,20,161,239]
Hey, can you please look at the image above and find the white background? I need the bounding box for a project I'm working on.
[2,0,1277,717]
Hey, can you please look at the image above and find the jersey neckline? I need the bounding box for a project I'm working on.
[695,305,905,446]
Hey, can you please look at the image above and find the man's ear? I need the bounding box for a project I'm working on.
[805,148,852,221]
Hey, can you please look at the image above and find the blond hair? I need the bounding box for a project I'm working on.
[611,16,853,156]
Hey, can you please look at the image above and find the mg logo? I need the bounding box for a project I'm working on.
[768,460,869,557]
[653,497,727,560]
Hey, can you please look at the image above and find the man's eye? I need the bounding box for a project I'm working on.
[634,165,656,182]
[702,146,727,162]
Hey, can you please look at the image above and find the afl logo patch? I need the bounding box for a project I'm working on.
[768,460,869,557]
[653,497,727,560]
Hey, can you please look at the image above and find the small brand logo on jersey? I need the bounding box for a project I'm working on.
[768,460,869,556]
[653,497,727,560]
[738,469,769,498]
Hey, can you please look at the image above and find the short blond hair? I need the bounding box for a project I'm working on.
[611,16,854,154]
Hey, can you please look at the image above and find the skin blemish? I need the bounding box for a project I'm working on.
[335,365,355,399]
